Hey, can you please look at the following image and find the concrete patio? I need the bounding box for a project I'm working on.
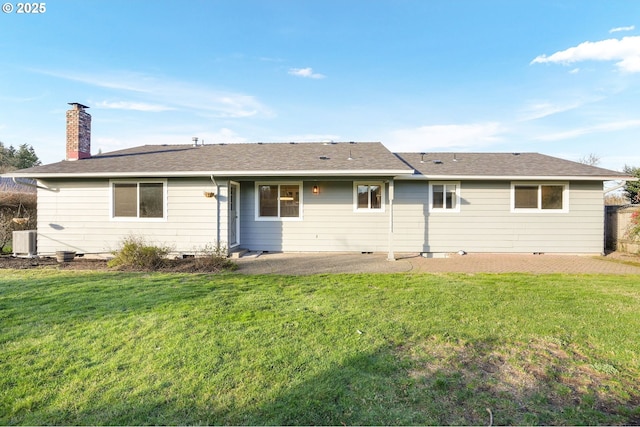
[234,251,640,275]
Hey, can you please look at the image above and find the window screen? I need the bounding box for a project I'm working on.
[113,183,137,217]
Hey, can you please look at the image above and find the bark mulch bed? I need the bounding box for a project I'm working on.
[0,255,236,273]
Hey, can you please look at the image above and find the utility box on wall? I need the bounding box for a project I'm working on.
[12,230,37,257]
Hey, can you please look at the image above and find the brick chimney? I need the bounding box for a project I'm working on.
[66,102,91,161]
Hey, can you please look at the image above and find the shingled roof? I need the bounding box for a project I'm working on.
[395,152,629,180]
[7,142,413,178]
[5,143,630,181]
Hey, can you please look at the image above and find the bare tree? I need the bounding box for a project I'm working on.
[578,153,601,166]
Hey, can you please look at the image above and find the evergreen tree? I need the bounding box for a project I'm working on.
[0,142,12,173]
[623,165,640,204]
[13,144,41,169]
[0,141,41,172]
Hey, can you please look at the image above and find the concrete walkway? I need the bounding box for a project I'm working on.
[234,252,640,275]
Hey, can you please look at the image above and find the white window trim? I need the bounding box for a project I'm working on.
[429,181,461,213]
[353,181,386,213]
[510,182,569,213]
[255,181,303,221]
[109,179,168,221]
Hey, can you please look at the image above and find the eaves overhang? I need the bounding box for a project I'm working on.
[4,169,415,179]
[396,174,637,181]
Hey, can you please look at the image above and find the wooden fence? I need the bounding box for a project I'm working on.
[605,205,640,253]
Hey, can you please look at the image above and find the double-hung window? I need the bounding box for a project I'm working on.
[429,182,460,212]
[111,180,167,220]
[511,183,568,212]
[354,182,384,212]
[256,182,302,220]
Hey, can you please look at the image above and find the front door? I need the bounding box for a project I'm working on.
[228,181,240,247]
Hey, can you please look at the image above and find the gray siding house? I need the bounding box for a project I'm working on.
[4,104,631,257]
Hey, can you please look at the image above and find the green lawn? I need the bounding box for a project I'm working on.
[1,269,639,425]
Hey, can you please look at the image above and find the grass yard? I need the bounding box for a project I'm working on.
[1,270,639,425]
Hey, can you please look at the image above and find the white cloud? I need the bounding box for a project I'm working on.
[531,36,640,73]
[387,122,505,151]
[610,25,635,33]
[95,100,174,112]
[535,119,640,141]
[33,69,152,93]
[93,127,251,154]
[279,133,342,142]
[518,98,599,121]
[201,128,251,144]
[31,68,273,118]
[288,67,326,79]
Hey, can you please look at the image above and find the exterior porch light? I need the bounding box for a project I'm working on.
[312,185,319,195]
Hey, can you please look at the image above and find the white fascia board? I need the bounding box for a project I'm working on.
[7,169,415,179]
[215,169,415,177]
[395,174,634,181]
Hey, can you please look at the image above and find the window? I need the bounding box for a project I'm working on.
[512,183,568,212]
[256,182,302,220]
[429,182,460,212]
[111,181,166,220]
[354,182,384,212]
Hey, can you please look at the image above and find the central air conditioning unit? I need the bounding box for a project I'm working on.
[12,230,37,257]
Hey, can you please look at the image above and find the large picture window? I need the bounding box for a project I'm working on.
[112,181,166,220]
[354,182,384,212]
[512,183,568,212]
[429,182,460,212]
[256,182,302,220]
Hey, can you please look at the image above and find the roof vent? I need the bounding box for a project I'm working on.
[420,153,426,163]
[513,152,520,156]
[348,149,354,161]
[433,159,443,164]
[349,141,356,144]
[319,156,330,160]
[192,137,199,147]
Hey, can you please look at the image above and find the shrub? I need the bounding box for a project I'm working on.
[108,236,172,270]
[629,211,640,242]
[193,243,237,272]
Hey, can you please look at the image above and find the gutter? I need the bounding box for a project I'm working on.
[604,182,629,193]
[396,174,637,182]
[9,169,633,182]
[12,177,52,191]
[4,169,415,179]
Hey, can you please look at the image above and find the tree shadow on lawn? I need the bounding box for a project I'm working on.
[242,338,640,425]
[15,338,640,425]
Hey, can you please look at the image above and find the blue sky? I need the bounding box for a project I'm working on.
[1,0,639,171]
